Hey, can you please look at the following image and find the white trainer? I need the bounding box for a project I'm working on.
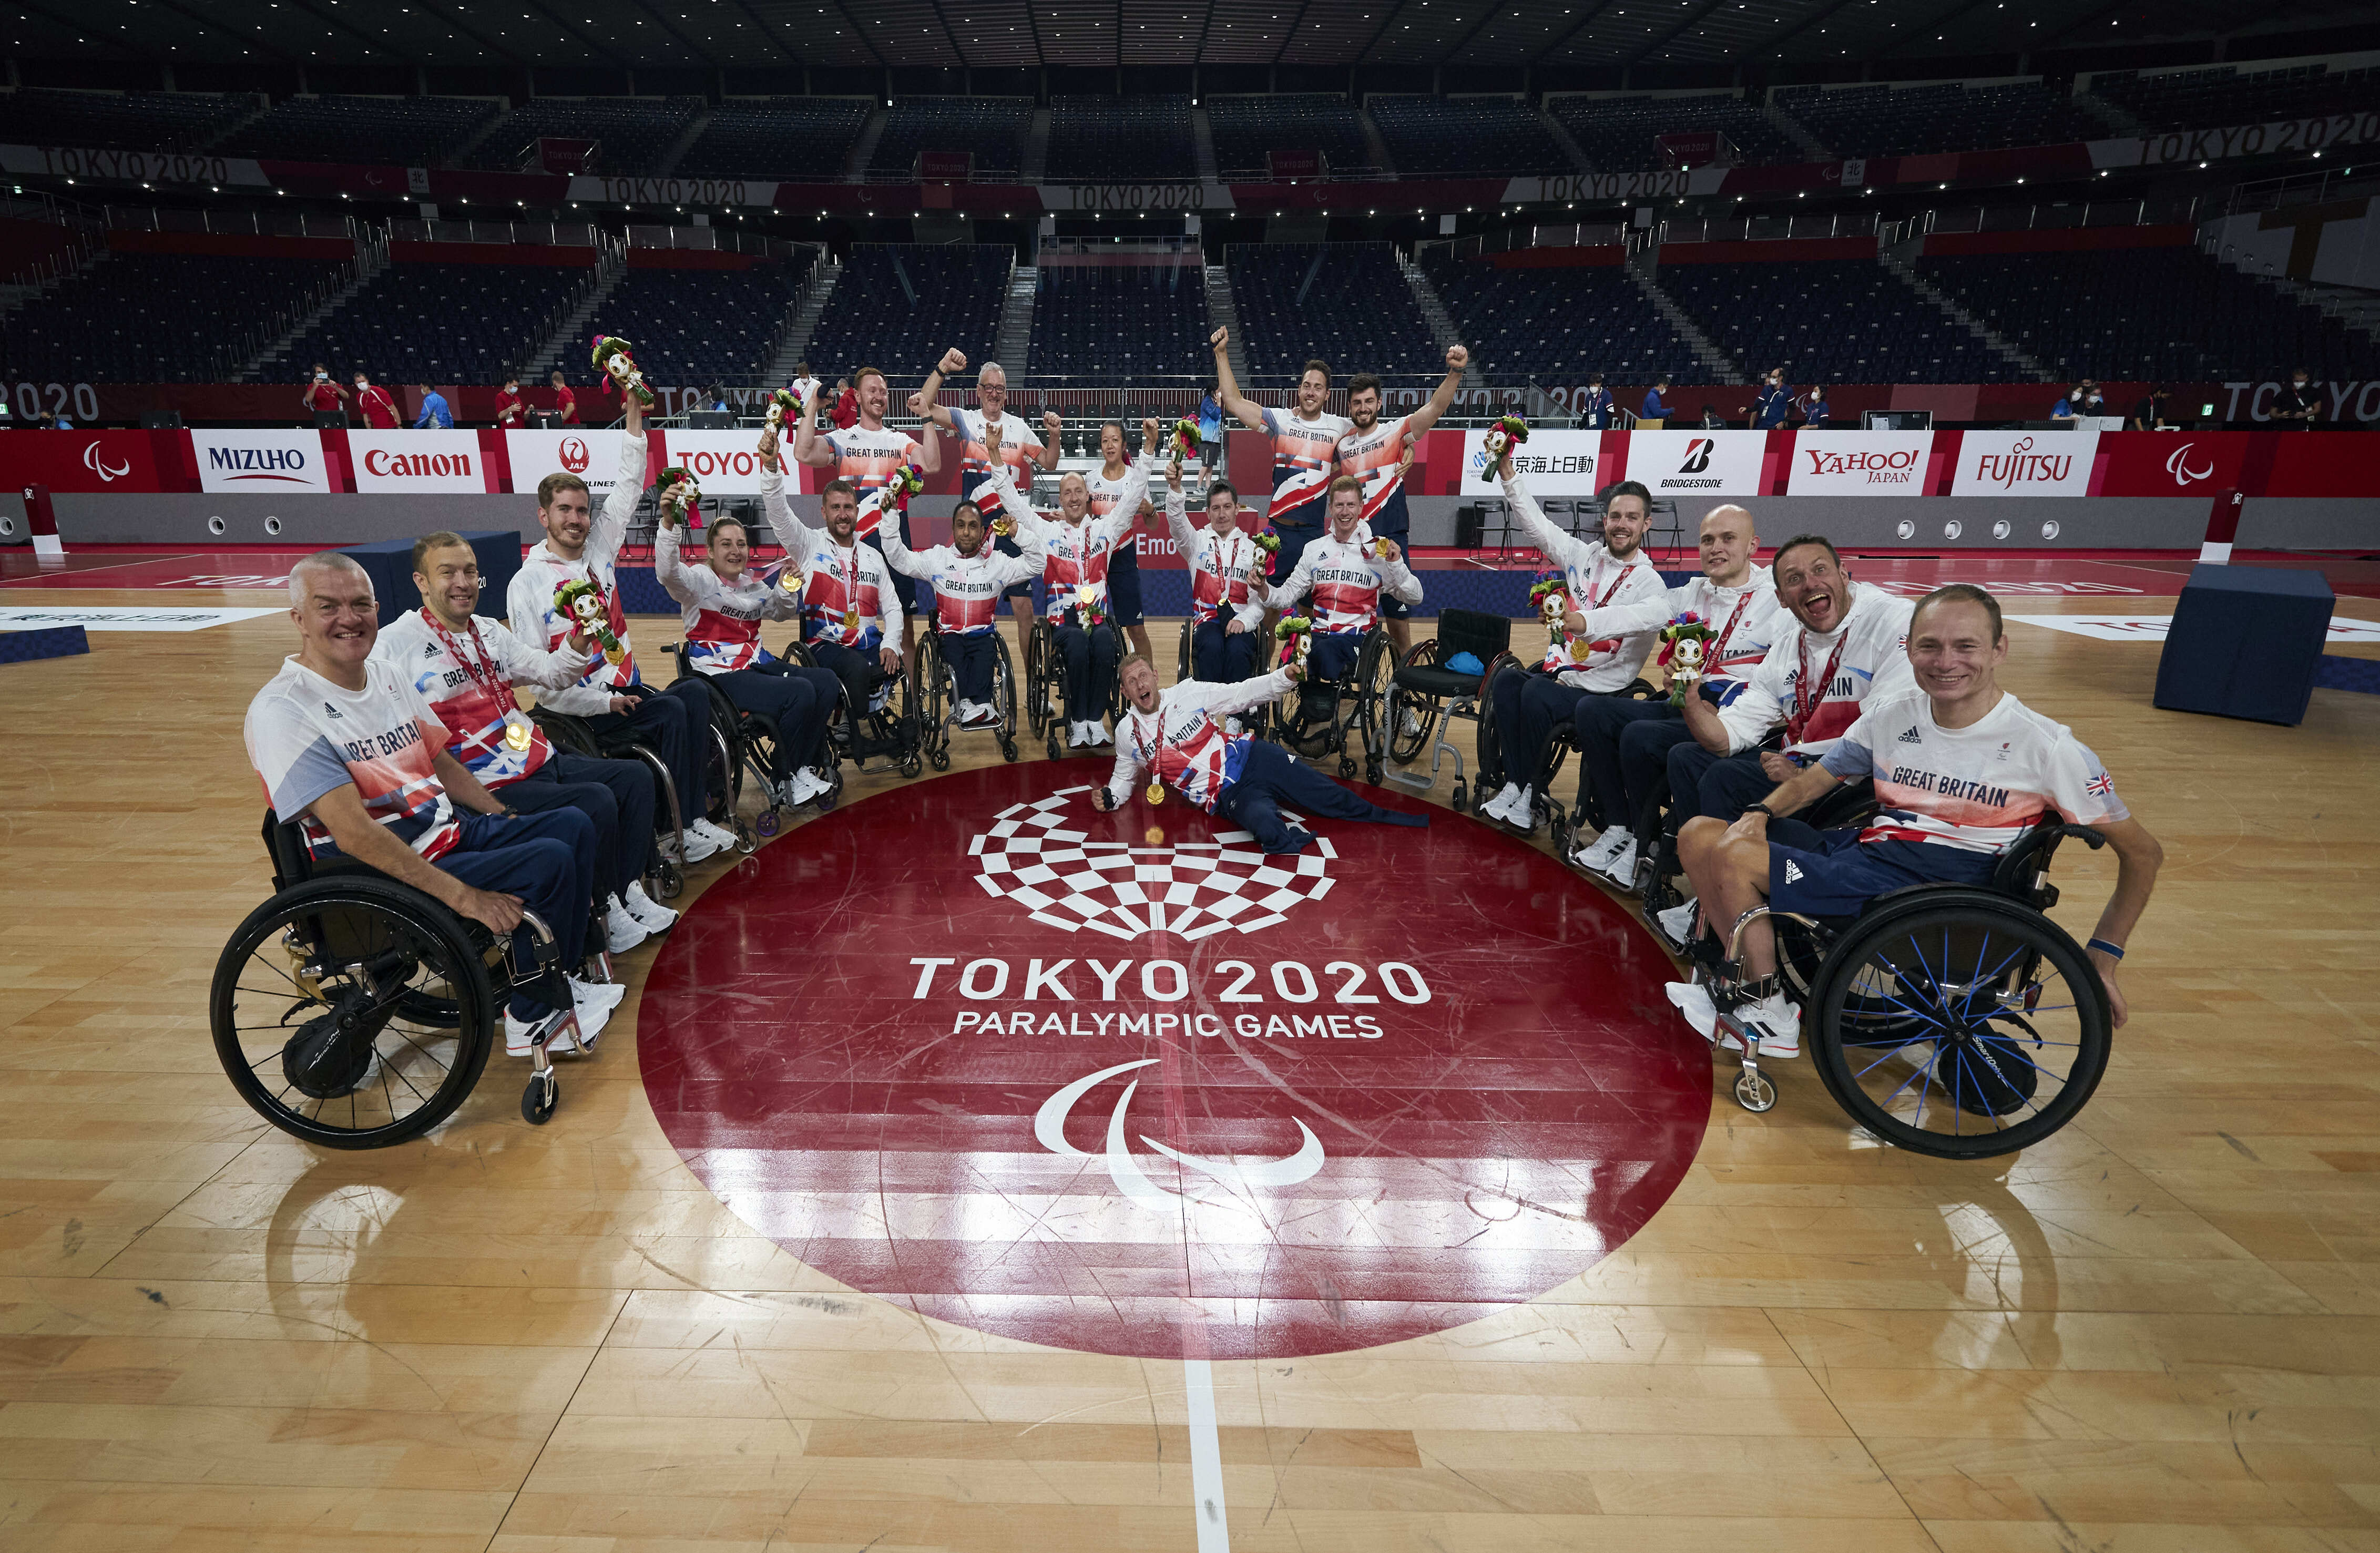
[1089,722,1112,747]
[1590,836,1639,891]
[504,1000,605,1058]
[569,974,626,1012]
[1068,721,1090,748]
[691,818,740,853]
[1656,899,1699,948]
[1481,782,1524,823]
[1737,992,1802,1058]
[680,826,723,863]
[602,901,648,954]
[1504,785,1537,830]
[622,882,677,933]
[1573,823,1630,870]
[791,768,828,805]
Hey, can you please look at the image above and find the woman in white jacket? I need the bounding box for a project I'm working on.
[653,467,842,809]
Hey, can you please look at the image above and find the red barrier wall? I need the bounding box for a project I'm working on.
[386,241,599,266]
[104,230,357,260]
[1919,225,2198,256]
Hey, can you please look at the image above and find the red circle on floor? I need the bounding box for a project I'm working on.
[638,762,1708,1360]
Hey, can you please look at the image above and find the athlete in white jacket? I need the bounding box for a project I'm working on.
[1267,473,1422,731]
[1162,458,1270,684]
[653,448,843,808]
[505,391,738,861]
[1478,442,1669,830]
[996,430,1154,747]
[879,448,1046,729]
[1095,655,1428,855]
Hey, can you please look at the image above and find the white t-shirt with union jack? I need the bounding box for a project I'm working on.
[1333,412,1415,532]
[1104,670,1297,813]
[879,464,1045,635]
[1718,583,1916,759]
[1163,479,1270,629]
[946,406,1045,504]
[1268,532,1421,636]
[245,655,457,862]
[994,454,1151,622]
[371,609,589,785]
[655,522,805,672]
[1819,688,2129,854]
[1258,405,1349,528]
[823,422,923,537]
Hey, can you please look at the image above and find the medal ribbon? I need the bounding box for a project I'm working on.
[423,610,520,750]
[1788,629,1851,747]
[1709,587,1755,663]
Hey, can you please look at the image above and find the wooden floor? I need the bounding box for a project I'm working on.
[4,584,2378,1553]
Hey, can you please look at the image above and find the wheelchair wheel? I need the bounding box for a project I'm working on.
[1385,641,1438,768]
[1023,625,1051,737]
[1103,617,1130,723]
[1805,893,2112,1159]
[1176,619,1194,683]
[1352,632,1395,785]
[701,720,738,828]
[649,855,683,901]
[993,635,1020,762]
[211,876,499,1148]
[1472,652,1526,801]
[915,635,952,771]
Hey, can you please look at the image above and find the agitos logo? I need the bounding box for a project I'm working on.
[636,769,1708,1363]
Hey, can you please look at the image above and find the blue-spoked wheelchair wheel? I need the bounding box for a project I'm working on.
[210,876,500,1148]
[1805,891,2112,1159]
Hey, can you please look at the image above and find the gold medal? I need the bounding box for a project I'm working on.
[1076,583,1100,608]
[1373,537,1394,560]
[503,718,533,753]
[1145,781,1165,806]
[843,607,860,630]
[780,569,802,596]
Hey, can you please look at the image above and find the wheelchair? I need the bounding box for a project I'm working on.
[1024,604,1128,761]
[914,617,1021,769]
[669,643,814,839]
[1627,751,1877,950]
[529,700,707,894]
[1269,626,1397,784]
[784,638,921,780]
[209,811,591,1146]
[1687,818,2115,1159]
[1472,654,1659,839]
[1380,607,1511,814]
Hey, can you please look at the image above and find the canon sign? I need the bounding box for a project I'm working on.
[349,431,487,493]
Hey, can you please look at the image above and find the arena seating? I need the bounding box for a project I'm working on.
[1227,242,1441,380]
[1420,253,1703,384]
[220,95,503,166]
[1046,97,1198,182]
[1772,81,2113,158]
[0,88,251,152]
[271,261,589,386]
[1366,95,1575,177]
[1027,264,1210,384]
[676,97,872,179]
[2,251,348,383]
[2089,62,2380,135]
[1915,245,2380,384]
[575,262,799,387]
[867,98,1032,178]
[1206,95,1375,176]
[804,245,1009,386]
[1658,259,2013,383]
[469,97,701,175]
[1548,92,1801,171]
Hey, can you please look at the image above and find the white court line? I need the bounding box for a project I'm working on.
[1184,1356,1230,1550]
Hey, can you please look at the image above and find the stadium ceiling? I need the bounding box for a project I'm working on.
[7,0,2365,74]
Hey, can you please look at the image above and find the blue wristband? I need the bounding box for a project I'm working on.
[2087,938,2124,960]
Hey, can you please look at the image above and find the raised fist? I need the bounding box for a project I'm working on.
[1042,408,1063,436]
[1446,343,1469,373]
[938,347,967,376]
[906,391,927,417]
[757,425,779,466]
[984,416,1006,457]
[1140,416,1160,448]
[1209,326,1229,351]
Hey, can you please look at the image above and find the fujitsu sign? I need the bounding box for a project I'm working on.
[1950,429,2100,498]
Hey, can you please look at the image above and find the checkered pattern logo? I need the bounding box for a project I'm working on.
[970,785,1336,942]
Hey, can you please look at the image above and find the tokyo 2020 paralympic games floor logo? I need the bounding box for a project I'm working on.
[637,764,1708,1361]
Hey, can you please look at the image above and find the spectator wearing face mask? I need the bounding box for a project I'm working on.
[2050,383,2086,420]
[1578,373,1616,430]
[1752,369,1793,430]
[2131,385,2172,431]
[2273,369,2321,429]
[1800,385,1831,427]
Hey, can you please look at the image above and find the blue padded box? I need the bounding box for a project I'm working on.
[2152,564,2333,727]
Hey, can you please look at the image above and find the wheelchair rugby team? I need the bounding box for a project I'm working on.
[239,340,2164,1132]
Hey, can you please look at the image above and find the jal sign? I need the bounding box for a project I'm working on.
[349,431,491,494]
[504,430,639,496]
